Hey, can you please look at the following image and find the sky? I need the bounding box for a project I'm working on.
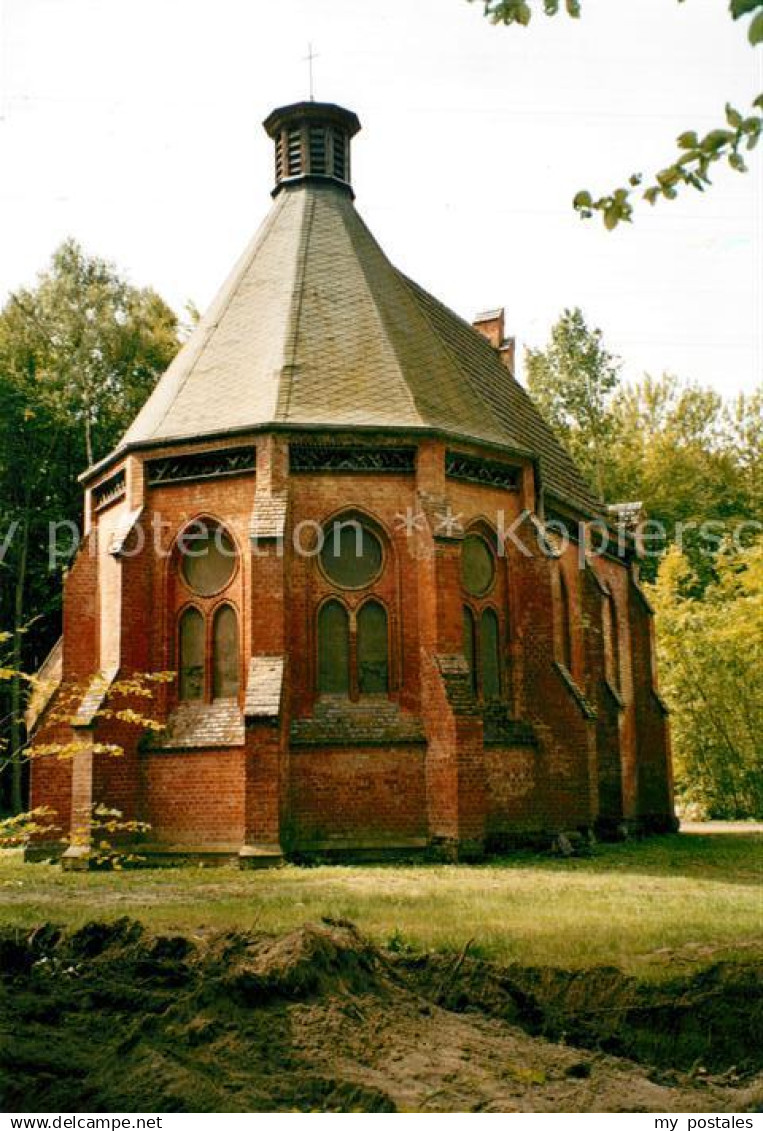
[0,0,761,395]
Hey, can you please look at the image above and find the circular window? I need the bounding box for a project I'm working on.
[320,521,383,589]
[461,534,496,596]
[179,521,236,596]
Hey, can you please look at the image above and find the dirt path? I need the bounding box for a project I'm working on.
[681,821,763,835]
[1,919,760,1113]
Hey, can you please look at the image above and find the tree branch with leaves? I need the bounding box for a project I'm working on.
[471,0,763,228]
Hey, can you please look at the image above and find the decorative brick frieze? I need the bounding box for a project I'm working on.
[290,444,416,474]
[445,450,520,491]
[93,469,126,510]
[146,446,256,487]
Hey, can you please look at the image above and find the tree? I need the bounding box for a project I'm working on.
[0,657,171,863]
[525,309,761,582]
[2,240,180,467]
[470,0,763,228]
[606,375,760,584]
[650,539,763,818]
[0,241,181,814]
[525,307,620,497]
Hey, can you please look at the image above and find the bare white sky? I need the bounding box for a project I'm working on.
[0,0,761,394]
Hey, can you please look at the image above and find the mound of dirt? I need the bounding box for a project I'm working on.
[1,918,761,1113]
[399,952,763,1075]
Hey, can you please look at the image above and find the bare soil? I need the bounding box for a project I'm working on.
[1,918,761,1113]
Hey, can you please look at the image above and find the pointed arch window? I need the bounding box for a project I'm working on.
[559,569,574,673]
[358,600,389,694]
[463,606,477,693]
[179,607,205,701]
[463,605,502,700]
[318,600,350,694]
[460,529,505,702]
[175,520,240,704]
[213,604,240,699]
[603,589,621,690]
[480,609,501,701]
[315,515,394,701]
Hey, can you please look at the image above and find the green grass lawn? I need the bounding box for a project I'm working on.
[1,830,761,978]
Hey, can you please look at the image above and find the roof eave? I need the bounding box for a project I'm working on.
[80,422,535,484]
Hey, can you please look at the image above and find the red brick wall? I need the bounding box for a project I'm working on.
[28,723,73,838]
[31,429,673,854]
[287,745,427,847]
[483,747,542,838]
[508,522,597,831]
[582,564,624,828]
[141,749,245,846]
[288,469,420,718]
[628,577,675,829]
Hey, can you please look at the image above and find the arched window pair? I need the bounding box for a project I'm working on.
[318,599,389,695]
[463,606,501,700]
[315,517,390,698]
[176,519,240,703]
[461,532,502,701]
[179,605,240,701]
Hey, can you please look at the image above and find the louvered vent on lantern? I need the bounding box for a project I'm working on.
[332,128,347,180]
[263,101,361,197]
[309,126,327,174]
[287,128,302,177]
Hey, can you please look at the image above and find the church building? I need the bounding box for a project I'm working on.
[28,101,675,864]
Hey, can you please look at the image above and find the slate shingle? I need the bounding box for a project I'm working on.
[115,181,600,516]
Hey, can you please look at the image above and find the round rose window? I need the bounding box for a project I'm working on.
[180,521,236,596]
[461,534,496,596]
[320,522,383,589]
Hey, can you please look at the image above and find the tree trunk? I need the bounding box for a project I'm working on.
[10,511,30,814]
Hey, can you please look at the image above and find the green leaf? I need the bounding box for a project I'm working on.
[750,10,763,43]
[728,152,747,171]
[730,0,763,18]
[565,0,581,16]
[702,129,736,152]
[603,207,621,230]
[656,166,680,187]
[643,187,660,205]
[725,104,743,129]
[516,2,532,25]
[677,131,699,149]
[573,189,593,209]
[628,173,642,187]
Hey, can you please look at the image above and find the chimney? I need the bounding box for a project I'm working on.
[472,307,516,376]
[473,308,504,349]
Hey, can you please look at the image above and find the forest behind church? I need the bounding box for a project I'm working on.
[0,242,760,822]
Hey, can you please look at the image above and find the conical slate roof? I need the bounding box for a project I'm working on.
[118,129,600,516]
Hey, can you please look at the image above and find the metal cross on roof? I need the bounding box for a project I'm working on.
[303,42,319,101]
